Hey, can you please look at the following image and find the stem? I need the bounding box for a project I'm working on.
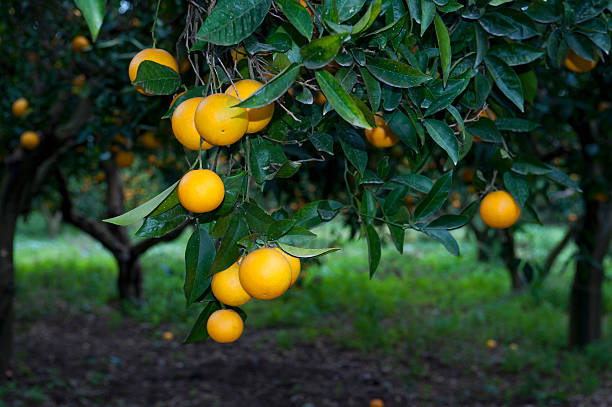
[151,0,163,48]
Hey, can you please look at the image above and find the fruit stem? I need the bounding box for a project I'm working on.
[151,0,162,48]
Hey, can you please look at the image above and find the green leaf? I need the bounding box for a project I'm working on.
[301,34,347,70]
[103,181,179,225]
[385,110,418,151]
[466,118,502,143]
[315,70,374,129]
[423,119,459,165]
[512,158,552,175]
[267,219,296,240]
[244,201,276,234]
[193,0,272,47]
[308,132,334,154]
[338,128,368,174]
[135,205,188,238]
[365,224,381,278]
[278,225,317,245]
[209,213,249,275]
[495,118,539,132]
[503,172,529,207]
[184,227,216,305]
[276,161,301,178]
[387,173,433,193]
[359,66,381,112]
[420,0,436,36]
[361,188,377,220]
[487,43,544,66]
[337,0,367,21]
[74,0,106,41]
[277,243,340,258]
[519,70,537,105]
[414,171,453,220]
[423,229,459,256]
[352,0,382,34]
[275,0,313,40]
[184,302,221,344]
[424,70,471,116]
[161,86,206,119]
[427,214,469,230]
[434,14,451,85]
[366,58,431,88]
[132,61,181,96]
[485,56,524,112]
[544,166,582,192]
[292,200,344,228]
[236,63,301,108]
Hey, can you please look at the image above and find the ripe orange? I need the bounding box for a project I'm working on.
[115,151,135,168]
[486,339,497,349]
[225,80,274,133]
[479,190,521,229]
[12,98,29,117]
[479,108,496,121]
[594,193,608,203]
[20,131,39,150]
[194,94,248,146]
[564,49,597,73]
[72,74,86,88]
[314,91,326,105]
[568,213,578,222]
[170,91,186,108]
[207,309,244,343]
[239,248,292,300]
[72,35,90,53]
[230,47,247,64]
[172,97,214,151]
[177,169,225,213]
[128,48,179,95]
[370,399,385,407]
[212,262,251,306]
[162,331,174,341]
[461,168,475,183]
[364,115,399,148]
[273,247,301,286]
[139,131,161,149]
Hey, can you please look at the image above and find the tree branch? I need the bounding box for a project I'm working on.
[131,220,192,258]
[543,226,574,274]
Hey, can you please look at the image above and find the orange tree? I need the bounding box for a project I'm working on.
[98,0,611,346]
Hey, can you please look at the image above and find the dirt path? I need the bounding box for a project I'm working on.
[5,312,612,407]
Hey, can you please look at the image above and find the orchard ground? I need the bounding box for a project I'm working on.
[3,214,612,406]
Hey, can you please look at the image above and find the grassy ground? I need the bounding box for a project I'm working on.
[10,214,612,405]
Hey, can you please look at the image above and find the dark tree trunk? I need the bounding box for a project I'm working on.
[498,229,526,292]
[568,119,612,348]
[117,257,143,301]
[0,215,17,381]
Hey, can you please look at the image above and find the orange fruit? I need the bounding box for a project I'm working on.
[239,248,292,300]
[194,94,248,146]
[230,47,247,64]
[172,97,214,150]
[179,59,190,73]
[370,399,385,407]
[314,91,326,105]
[12,98,29,117]
[139,131,161,149]
[568,213,578,222]
[479,108,496,121]
[364,114,399,148]
[486,339,497,349]
[128,48,179,95]
[72,74,86,88]
[564,49,597,73]
[207,309,244,343]
[597,101,611,112]
[20,131,39,150]
[273,247,301,286]
[461,168,475,183]
[479,190,520,229]
[72,35,90,53]
[594,193,608,203]
[212,262,251,306]
[162,331,174,341]
[177,169,225,213]
[115,151,135,168]
[225,79,274,133]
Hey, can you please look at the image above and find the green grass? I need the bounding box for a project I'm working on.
[12,214,612,403]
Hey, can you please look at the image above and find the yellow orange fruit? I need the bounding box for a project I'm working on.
[178,169,225,213]
[486,339,497,349]
[72,35,90,53]
[273,247,301,286]
[564,49,597,73]
[170,91,186,108]
[479,190,521,229]
[314,91,326,105]
[568,213,578,222]
[225,79,274,133]
[479,108,496,121]
[230,47,247,64]
[72,74,86,88]
[12,98,29,117]
[239,248,292,300]
[194,94,248,146]
[115,151,135,168]
[20,131,40,150]
[206,309,244,343]
[370,399,385,407]
[211,262,251,306]
[162,331,174,341]
[364,115,399,148]
[129,48,179,95]
[139,131,161,149]
[172,97,214,151]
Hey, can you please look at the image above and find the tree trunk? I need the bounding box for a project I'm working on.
[117,257,143,301]
[498,229,526,292]
[0,216,17,382]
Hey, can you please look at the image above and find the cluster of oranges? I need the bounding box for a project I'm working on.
[11,98,40,150]
[128,48,298,343]
[207,247,301,343]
